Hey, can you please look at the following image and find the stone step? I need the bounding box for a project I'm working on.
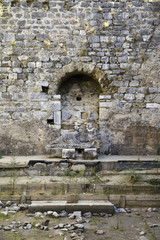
[28,200,114,214]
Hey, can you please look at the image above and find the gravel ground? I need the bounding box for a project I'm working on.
[0,207,159,240]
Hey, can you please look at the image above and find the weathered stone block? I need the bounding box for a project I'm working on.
[136,94,145,100]
[54,111,61,125]
[62,149,75,159]
[124,94,135,101]
[99,95,111,100]
[4,33,15,42]
[28,62,35,68]
[47,148,62,158]
[84,148,97,160]
[53,95,61,100]
[130,81,139,87]
[36,81,49,87]
[99,101,113,108]
[146,103,160,109]
[62,110,71,120]
[52,102,61,111]
[71,164,86,172]
[13,68,22,73]
[99,108,110,120]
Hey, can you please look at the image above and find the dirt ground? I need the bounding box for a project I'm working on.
[0,208,159,240]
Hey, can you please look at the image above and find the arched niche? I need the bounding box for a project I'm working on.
[58,73,102,131]
[53,73,102,159]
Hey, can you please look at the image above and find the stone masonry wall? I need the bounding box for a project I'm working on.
[0,0,160,155]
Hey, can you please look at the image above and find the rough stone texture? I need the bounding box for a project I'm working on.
[0,0,160,156]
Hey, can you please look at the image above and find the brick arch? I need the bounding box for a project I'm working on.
[53,62,109,94]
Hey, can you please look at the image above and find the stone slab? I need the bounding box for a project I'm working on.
[0,155,159,168]
[28,200,114,214]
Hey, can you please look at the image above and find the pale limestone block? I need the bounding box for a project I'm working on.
[18,55,28,61]
[99,101,113,108]
[53,95,61,100]
[36,62,42,68]
[124,94,135,100]
[130,81,139,87]
[136,94,145,100]
[146,103,160,108]
[36,81,49,86]
[99,95,111,100]
[13,68,22,73]
[54,111,61,125]
[52,125,61,130]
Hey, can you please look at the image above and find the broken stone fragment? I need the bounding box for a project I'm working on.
[54,225,59,229]
[35,212,43,218]
[68,213,76,219]
[1,211,8,216]
[83,212,92,218]
[74,224,84,229]
[59,210,68,218]
[6,201,12,207]
[35,223,41,228]
[18,204,28,211]
[42,219,50,226]
[47,211,53,216]
[58,223,64,229]
[0,201,4,207]
[52,211,59,218]
[3,226,11,231]
[140,231,146,236]
[95,230,104,235]
[73,211,82,218]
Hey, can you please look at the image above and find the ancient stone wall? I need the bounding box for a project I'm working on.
[0,0,160,156]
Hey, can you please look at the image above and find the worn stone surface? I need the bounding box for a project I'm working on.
[0,0,160,156]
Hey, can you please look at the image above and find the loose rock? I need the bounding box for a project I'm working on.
[52,211,59,218]
[140,231,146,236]
[83,212,92,218]
[95,229,104,235]
[59,210,68,218]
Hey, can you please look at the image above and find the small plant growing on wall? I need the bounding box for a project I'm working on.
[44,39,51,48]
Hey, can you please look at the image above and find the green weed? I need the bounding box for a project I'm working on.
[0,212,10,221]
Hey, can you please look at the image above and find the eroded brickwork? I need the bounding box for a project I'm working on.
[0,0,160,156]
